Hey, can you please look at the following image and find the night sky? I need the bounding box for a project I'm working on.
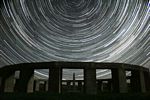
[0,0,149,79]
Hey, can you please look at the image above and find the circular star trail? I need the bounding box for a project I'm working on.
[0,0,150,79]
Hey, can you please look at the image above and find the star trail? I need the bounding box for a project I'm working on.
[0,0,150,79]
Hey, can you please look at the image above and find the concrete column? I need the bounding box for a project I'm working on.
[35,80,40,92]
[4,75,15,92]
[43,81,47,91]
[14,71,20,79]
[14,68,34,92]
[108,80,112,92]
[0,77,1,87]
[101,81,104,92]
[131,70,140,92]
[144,72,150,91]
[97,80,103,93]
[0,70,15,93]
[33,80,36,92]
[78,81,82,92]
[48,64,62,93]
[111,66,128,93]
[67,81,71,86]
[73,73,76,91]
[0,77,3,93]
[27,76,34,93]
[84,64,97,94]
[139,70,146,92]
[131,70,146,93]
[45,81,48,91]
[73,73,76,86]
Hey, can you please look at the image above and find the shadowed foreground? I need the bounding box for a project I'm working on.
[0,93,150,100]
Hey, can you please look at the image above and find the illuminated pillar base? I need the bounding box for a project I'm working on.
[14,69,34,92]
[27,76,34,93]
[0,70,15,93]
[4,75,15,92]
[35,80,40,92]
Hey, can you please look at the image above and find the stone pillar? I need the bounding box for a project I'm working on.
[27,76,34,93]
[14,68,34,92]
[0,77,4,93]
[0,77,5,93]
[131,70,146,93]
[78,81,82,92]
[73,73,76,86]
[43,81,47,91]
[84,64,97,94]
[108,80,112,92]
[101,81,104,92]
[111,66,128,93]
[35,80,40,92]
[48,64,62,93]
[0,78,6,93]
[0,77,1,89]
[97,80,103,93]
[131,70,140,92]
[0,70,15,93]
[4,75,15,92]
[73,73,76,91]
[33,80,36,92]
[67,81,71,86]
[144,72,150,91]
[139,70,146,92]
[45,81,48,91]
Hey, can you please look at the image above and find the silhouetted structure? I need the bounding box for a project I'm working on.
[0,62,150,94]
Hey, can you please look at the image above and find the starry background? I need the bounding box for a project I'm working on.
[0,0,149,79]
